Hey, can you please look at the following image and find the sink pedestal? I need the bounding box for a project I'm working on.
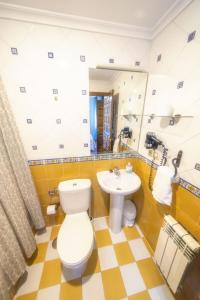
[109,194,124,233]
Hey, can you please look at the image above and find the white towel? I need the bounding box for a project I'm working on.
[152,166,174,206]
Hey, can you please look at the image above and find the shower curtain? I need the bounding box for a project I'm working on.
[0,79,45,299]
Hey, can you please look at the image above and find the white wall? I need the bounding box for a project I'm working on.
[89,80,111,93]
[0,19,150,160]
[111,71,148,151]
[139,0,200,189]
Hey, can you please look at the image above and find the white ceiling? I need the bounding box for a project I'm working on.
[0,0,192,39]
[0,0,184,27]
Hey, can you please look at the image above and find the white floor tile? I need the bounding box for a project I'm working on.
[35,227,51,244]
[129,238,151,261]
[37,285,60,300]
[16,263,44,296]
[98,246,118,271]
[149,284,175,300]
[82,273,105,300]
[120,263,146,296]
[135,224,144,237]
[93,217,108,231]
[45,241,59,261]
[109,229,127,244]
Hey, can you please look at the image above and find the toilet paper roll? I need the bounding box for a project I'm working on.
[47,204,57,215]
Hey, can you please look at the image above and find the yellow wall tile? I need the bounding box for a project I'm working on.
[31,157,200,249]
[44,164,63,179]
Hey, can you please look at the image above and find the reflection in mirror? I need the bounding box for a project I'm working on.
[89,68,148,154]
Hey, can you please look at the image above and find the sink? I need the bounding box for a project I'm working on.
[97,169,141,233]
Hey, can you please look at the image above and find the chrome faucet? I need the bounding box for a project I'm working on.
[113,167,120,176]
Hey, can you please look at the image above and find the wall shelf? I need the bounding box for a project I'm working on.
[121,113,194,125]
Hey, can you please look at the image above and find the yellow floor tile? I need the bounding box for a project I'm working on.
[128,290,151,300]
[28,243,48,265]
[114,242,134,265]
[83,249,100,276]
[143,238,154,256]
[15,292,37,300]
[137,258,164,289]
[50,225,61,240]
[123,226,140,240]
[60,279,82,300]
[95,229,112,248]
[39,259,61,289]
[101,267,126,300]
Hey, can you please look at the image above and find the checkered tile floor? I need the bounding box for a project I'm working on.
[14,217,174,300]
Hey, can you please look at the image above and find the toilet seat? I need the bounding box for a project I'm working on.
[57,212,94,267]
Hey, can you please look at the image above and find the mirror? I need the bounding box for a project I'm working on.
[89,68,148,154]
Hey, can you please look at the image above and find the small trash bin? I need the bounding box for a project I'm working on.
[123,200,136,227]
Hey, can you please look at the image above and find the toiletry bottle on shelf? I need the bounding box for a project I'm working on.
[126,162,133,173]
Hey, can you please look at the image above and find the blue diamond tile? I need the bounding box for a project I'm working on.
[56,119,61,124]
[82,90,87,95]
[26,119,32,124]
[53,89,58,94]
[20,87,26,93]
[59,144,64,149]
[109,58,114,63]
[11,48,18,55]
[83,119,88,123]
[80,55,86,62]
[135,61,141,66]
[84,143,88,147]
[177,81,184,89]
[32,145,37,150]
[187,31,196,43]
[48,52,54,58]
[152,89,156,95]
[157,54,162,62]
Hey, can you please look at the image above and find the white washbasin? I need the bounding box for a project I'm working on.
[97,169,141,196]
[96,169,141,233]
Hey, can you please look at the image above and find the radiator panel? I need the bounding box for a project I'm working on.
[154,215,200,294]
[167,248,189,293]
[160,237,177,278]
[154,229,168,265]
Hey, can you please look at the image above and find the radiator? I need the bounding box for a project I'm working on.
[154,215,200,294]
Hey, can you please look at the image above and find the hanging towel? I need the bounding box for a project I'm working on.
[152,166,174,206]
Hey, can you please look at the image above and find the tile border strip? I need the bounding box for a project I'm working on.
[28,151,138,166]
[28,151,200,199]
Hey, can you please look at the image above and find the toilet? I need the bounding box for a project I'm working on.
[57,179,94,279]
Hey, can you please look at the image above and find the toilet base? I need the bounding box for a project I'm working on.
[62,260,87,281]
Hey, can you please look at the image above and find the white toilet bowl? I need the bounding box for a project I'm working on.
[57,179,94,279]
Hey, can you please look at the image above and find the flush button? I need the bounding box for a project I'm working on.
[73,183,77,187]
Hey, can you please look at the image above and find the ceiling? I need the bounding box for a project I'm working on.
[0,0,184,28]
[0,0,192,39]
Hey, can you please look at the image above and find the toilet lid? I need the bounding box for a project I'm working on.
[57,212,94,266]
